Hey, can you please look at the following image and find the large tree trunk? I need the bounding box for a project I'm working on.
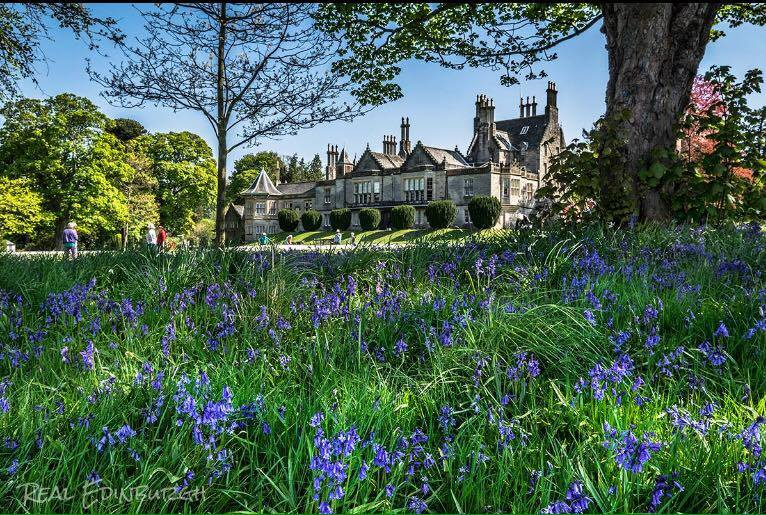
[599,3,720,223]
[214,1,228,247]
[54,218,67,251]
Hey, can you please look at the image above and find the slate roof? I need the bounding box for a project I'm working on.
[229,204,244,218]
[276,181,317,197]
[422,145,470,168]
[495,114,550,148]
[241,169,282,196]
[369,151,405,170]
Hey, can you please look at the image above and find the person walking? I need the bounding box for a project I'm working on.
[156,225,167,251]
[333,229,342,245]
[259,232,270,245]
[62,222,79,260]
[146,223,157,252]
[285,234,293,245]
[349,231,356,246]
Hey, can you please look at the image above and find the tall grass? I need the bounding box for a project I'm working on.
[0,222,764,513]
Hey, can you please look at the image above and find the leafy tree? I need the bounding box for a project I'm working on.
[145,132,217,235]
[0,177,47,244]
[0,93,130,248]
[278,208,300,232]
[301,210,322,231]
[391,205,415,230]
[358,208,381,231]
[317,3,766,223]
[468,196,501,230]
[227,152,283,204]
[330,208,351,231]
[307,154,324,181]
[0,4,121,102]
[91,3,366,245]
[425,200,456,229]
[540,66,766,225]
[673,66,766,223]
[107,118,147,142]
[118,135,159,248]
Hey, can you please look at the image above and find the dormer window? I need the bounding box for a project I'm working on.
[520,126,529,135]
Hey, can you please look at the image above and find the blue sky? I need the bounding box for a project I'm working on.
[18,4,766,168]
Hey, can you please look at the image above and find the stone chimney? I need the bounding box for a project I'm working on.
[532,96,537,116]
[519,97,525,118]
[525,96,531,118]
[326,144,338,180]
[383,135,397,155]
[545,81,558,123]
[399,117,412,157]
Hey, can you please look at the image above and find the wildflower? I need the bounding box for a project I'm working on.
[714,322,729,339]
[408,496,427,514]
[604,427,662,473]
[648,472,683,512]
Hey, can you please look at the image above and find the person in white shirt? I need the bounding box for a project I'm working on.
[146,223,157,251]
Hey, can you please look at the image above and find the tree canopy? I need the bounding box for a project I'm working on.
[317,3,766,223]
[226,151,284,204]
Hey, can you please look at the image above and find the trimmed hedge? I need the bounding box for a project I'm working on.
[467,196,502,229]
[358,208,381,231]
[301,210,322,231]
[391,205,415,230]
[425,200,457,229]
[330,208,351,231]
[277,208,300,232]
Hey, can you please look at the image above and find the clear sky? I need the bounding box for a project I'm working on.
[18,4,766,168]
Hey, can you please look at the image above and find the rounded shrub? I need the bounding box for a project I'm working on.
[391,205,415,230]
[358,208,381,231]
[301,210,322,231]
[330,208,351,231]
[425,200,457,229]
[467,196,502,230]
[277,208,300,232]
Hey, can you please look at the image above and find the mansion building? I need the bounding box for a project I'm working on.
[227,82,564,242]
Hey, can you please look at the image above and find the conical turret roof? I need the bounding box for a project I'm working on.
[241,169,281,196]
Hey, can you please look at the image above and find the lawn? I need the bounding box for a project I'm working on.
[254,228,473,245]
[0,222,765,513]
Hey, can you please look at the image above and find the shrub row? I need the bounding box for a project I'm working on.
[277,197,501,234]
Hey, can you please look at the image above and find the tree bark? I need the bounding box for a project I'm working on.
[599,3,720,223]
[214,1,228,247]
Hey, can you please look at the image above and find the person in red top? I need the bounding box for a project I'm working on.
[156,225,167,251]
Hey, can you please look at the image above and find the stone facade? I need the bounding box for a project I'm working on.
[239,83,565,240]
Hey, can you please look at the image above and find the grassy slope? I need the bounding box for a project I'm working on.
[254,228,473,245]
[0,224,764,513]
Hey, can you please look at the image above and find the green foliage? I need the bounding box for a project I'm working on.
[0,93,131,247]
[301,209,322,231]
[391,205,415,230]
[468,196,501,229]
[106,118,147,142]
[0,176,47,243]
[278,208,300,232]
[146,131,217,235]
[307,154,324,181]
[358,208,381,231]
[226,152,283,203]
[425,200,456,229]
[673,66,766,223]
[330,208,351,231]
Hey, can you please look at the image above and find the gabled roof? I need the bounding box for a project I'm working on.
[227,203,244,218]
[369,151,405,170]
[422,145,470,169]
[495,114,550,149]
[241,169,282,196]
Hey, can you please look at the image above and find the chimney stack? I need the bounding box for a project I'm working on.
[525,96,531,118]
[519,97,524,118]
[546,81,558,109]
[399,117,412,156]
[532,96,537,116]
